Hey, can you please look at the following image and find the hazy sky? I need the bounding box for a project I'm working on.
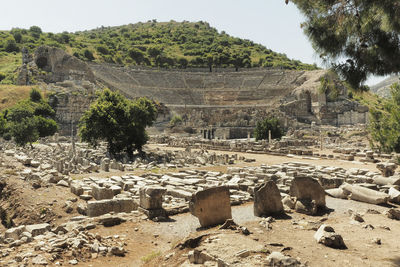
[1,0,386,84]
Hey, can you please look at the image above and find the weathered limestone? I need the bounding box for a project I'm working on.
[340,183,388,205]
[314,225,346,249]
[189,186,232,227]
[91,184,114,200]
[139,186,167,210]
[386,208,400,220]
[25,223,51,237]
[376,162,397,177]
[5,226,26,241]
[373,176,400,186]
[388,187,400,203]
[266,252,303,266]
[87,198,137,217]
[325,188,347,199]
[253,181,284,217]
[290,176,326,214]
[139,186,167,219]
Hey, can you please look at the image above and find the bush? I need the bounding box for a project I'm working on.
[169,115,183,127]
[254,117,284,141]
[4,38,19,53]
[29,88,42,102]
[0,72,5,82]
[83,49,95,61]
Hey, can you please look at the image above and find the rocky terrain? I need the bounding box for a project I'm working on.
[0,125,399,266]
[370,75,400,98]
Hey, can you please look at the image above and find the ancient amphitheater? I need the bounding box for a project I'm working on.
[21,47,368,137]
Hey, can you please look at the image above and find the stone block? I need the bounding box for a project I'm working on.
[290,176,326,208]
[25,223,51,237]
[5,225,26,241]
[91,184,114,200]
[70,181,84,196]
[139,186,167,210]
[87,198,137,217]
[253,181,284,217]
[189,186,232,227]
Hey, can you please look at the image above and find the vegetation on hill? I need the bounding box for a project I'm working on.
[0,21,318,84]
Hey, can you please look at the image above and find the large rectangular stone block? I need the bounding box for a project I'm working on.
[189,186,232,227]
[91,184,114,200]
[87,198,137,217]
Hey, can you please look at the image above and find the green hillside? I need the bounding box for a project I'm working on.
[0,20,318,84]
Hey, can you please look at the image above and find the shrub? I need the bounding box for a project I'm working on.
[29,88,42,102]
[83,49,95,61]
[169,115,183,127]
[254,117,284,141]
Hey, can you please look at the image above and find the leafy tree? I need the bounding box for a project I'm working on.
[9,117,39,147]
[369,83,400,152]
[4,89,57,147]
[79,88,157,157]
[290,0,400,88]
[254,117,284,141]
[29,26,42,39]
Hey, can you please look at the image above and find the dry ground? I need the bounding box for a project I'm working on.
[1,146,399,266]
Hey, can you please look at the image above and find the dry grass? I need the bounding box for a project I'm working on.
[0,85,36,110]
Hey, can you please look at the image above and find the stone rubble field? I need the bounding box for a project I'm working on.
[0,136,400,266]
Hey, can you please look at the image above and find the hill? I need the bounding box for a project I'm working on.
[370,75,400,98]
[0,21,317,84]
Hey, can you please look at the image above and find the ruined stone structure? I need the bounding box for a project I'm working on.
[18,46,369,137]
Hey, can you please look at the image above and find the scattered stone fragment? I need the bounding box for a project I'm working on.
[385,208,400,220]
[376,162,397,177]
[314,225,346,249]
[265,251,303,266]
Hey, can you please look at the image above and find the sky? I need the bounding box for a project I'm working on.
[0,0,387,85]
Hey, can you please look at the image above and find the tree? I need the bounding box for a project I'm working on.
[4,89,57,147]
[369,83,400,152]
[289,0,400,88]
[29,26,42,39]
[254,117,284,141]
[9,117,39,147]
[78,89,157,157]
